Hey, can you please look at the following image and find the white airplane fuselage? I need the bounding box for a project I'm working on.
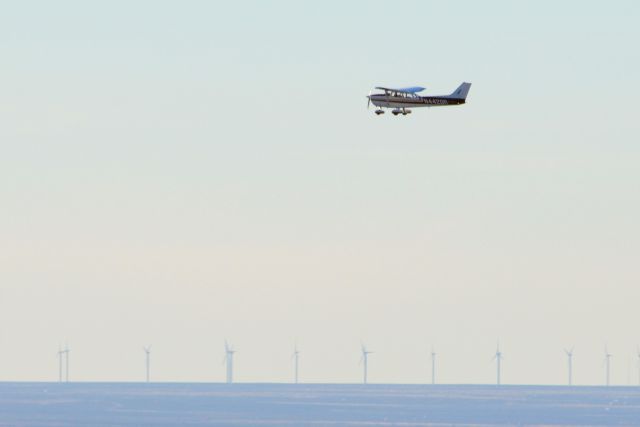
[369,94,465,109]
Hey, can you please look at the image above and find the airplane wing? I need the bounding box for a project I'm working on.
[375,86,426,94]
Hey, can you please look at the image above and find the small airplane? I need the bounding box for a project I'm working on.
[367,82,471,115]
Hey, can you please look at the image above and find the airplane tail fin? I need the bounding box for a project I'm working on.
[448,82,471,100]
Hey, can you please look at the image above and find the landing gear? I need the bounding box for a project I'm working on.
[378,108,412,116]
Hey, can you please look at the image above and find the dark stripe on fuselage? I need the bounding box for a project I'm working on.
[370,95,465,106]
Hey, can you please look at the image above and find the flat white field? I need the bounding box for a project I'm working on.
[0,383,639,426]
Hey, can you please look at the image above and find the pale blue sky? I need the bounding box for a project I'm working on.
[1,1,639,385]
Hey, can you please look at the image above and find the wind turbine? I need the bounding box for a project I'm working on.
[292,343,300,384]
[63,344,70,383]
[224,341,235,384]
[57,346,64,382]
[144,346,151,383]
[360,344,373,384]
[637,347,640,386]
[430,346,436,385]
[492,343,503,386]
[564,347,574,386]
[604,346,612,386]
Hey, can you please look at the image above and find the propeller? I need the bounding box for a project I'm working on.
[222,340,235,364]
[367,88,372,109]
[360,343,373,364]
[602,346,612,365]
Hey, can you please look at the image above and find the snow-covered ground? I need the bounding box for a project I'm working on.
[0,383,638,426]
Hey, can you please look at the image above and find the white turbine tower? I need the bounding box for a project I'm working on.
[430,346,437,385]
[144,346,151,383]
[564,348,574,386]
[604,346,612,386]
[637,347,640,386]
[224,341,235,384]
[63,344,70,383]
[360,344,372,384]
[57,346,64,383]
[292,343,300,384]
[492,343,503,386]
